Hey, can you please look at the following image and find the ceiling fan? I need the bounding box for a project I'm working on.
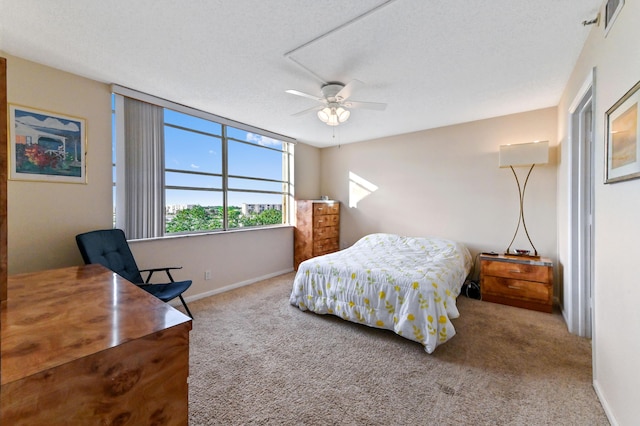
[286,80,386,126]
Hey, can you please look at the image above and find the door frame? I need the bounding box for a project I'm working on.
[566,68,595,338]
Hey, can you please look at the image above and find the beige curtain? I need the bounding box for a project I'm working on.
[122,97,165,239]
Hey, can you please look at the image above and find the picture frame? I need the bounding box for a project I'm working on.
[604,0,624,36]
[605,80,640,184]
[8,104,87,184]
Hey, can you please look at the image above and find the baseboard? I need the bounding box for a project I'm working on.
[169,268,294,306]
[593,379,618,426]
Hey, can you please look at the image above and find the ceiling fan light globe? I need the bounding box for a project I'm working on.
[336,107,350,122]
[326,114,339,126]
[317,108,331,123]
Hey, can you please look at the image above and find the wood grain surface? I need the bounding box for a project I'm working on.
[294,200,340,269]
[1,264,192,425]
[480,254,553,313]
[0,57,7,302]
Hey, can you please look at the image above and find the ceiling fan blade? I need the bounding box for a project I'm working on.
[291,105,321,116]
[285,89,324,102]
[345,100,387,111]
[336,79,362,101]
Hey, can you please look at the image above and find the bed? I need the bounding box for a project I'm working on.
[289,233,472,353]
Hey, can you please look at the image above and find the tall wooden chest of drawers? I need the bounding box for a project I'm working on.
[294,200,340,269]
[480,254,553,313]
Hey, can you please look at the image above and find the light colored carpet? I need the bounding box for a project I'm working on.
[187,272,608,425]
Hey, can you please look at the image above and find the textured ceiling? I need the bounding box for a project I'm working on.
[0,0,601,147]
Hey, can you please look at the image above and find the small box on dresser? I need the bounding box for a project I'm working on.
[480,254,553,313]
[294,200,340,269]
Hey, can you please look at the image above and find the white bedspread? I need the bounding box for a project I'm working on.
[289,233,472,353]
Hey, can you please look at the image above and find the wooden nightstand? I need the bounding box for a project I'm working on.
[480,254,553,313]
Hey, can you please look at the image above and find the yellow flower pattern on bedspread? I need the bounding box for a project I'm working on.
[289,233,472,353]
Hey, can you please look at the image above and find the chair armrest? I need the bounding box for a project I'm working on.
[140,266,183,283]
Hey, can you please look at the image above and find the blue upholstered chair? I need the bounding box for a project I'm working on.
[75,228,193,318]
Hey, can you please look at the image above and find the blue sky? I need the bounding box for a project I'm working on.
[113,104,288,208]
[164,109,286,206]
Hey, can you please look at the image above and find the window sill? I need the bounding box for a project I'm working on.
[128,224,294,243]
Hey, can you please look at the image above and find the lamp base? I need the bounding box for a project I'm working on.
[503,251,541,260]
[504,164,541,261]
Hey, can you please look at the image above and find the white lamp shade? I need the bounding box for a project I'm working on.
[336,107,350,122]
[326,113,339,126]
[317,108,330,122]
[499,141,549,167]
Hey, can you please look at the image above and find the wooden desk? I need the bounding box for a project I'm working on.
[1,264,192,425]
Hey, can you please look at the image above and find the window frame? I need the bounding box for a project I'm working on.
[112,86,296,238]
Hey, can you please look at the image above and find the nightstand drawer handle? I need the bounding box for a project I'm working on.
[507,285,522,290]
[509,269,522,273]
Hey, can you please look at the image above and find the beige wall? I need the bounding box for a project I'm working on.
[129,226,293,299]
[292,141,321,200]
[3,53,294,300]
[557,1,640,424]
[4,53,113,274]
[319,108,558,268]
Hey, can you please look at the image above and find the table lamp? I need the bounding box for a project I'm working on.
[499,141,549,257]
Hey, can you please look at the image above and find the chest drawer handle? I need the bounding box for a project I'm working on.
[509,269,522,273]
[507,285,522,290]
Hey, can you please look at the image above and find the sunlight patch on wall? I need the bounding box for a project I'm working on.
[349,172,379,208]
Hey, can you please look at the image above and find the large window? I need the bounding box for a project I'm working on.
[113,89,294,239]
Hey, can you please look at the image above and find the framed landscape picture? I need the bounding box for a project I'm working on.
[9,104,87,183]
[605,80,640,184]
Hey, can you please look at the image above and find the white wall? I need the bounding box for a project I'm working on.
[319,108,558,273]
[3,53,296,300]
[557,2,640,424]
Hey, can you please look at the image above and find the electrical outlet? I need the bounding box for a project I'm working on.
[204,270,211,280]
